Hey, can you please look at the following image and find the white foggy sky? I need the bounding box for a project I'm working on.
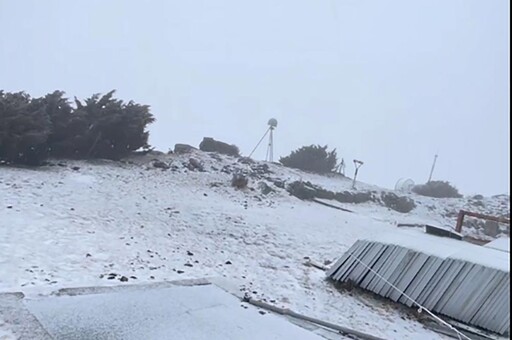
[1,0,509,195]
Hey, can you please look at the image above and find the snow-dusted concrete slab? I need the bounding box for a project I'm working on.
[0,292,53,340]
[22,282,325,340]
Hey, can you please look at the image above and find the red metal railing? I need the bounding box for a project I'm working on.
[455,210,510,233]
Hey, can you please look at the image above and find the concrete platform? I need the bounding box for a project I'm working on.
[0,280,329,340]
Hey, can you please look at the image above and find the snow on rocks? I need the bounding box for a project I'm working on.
[0,150,508,339]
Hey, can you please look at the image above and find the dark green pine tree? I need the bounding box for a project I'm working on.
[280,145,338,174]
[0,91,51,165]
[73,90,155,160]
[41,91,88,158]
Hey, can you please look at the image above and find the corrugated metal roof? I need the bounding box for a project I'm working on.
[361,229,509,271]
[327,232,510,335]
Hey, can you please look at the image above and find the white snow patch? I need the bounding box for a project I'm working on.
[0,319,17,340]
[484,237,510,253]
[1,154,501,339]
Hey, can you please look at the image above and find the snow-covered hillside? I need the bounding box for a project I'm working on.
[0,150,509,339]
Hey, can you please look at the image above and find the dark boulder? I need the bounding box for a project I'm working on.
[231,173,249,189]
[258,182,274,195]
[334,191,373,204]
[174,144,197,154]
[315,188,336,200]
[273,180,285,189]
[188,158,204,171]
[153,160,170,170]
[287,181,317,200]
[483,220,500,237]
[199,137,240,157]
[381,192,416,213]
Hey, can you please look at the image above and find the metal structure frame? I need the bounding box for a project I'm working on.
[249,119,277,162]
[455,210,510,233]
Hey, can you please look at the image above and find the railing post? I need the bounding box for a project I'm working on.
[455,210,465,233]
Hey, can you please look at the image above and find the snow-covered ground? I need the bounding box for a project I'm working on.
[0,150,509,339]
[0,321,15,340]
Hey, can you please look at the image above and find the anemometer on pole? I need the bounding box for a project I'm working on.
[249,118,278,162]
[352,159,364,189]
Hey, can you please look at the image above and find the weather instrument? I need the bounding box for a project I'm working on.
[352,159,364,189]
[395,178,415,193]
[249,118,278,162]
[335,158,346,176]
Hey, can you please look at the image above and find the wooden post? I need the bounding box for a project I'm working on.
[455,210,465,233]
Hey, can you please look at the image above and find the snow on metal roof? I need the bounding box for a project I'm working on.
[361,228,509,272]
[484,237,510,253]
[327,236,511,335]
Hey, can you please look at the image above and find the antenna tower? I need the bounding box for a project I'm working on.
[249,118,278,162]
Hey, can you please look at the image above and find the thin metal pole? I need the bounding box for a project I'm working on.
[249,127,270,159]
[428,154,438,183]
[352,168,359,189]
[266,128,274,162]
[243,297,386,340]
[352,160,363,189]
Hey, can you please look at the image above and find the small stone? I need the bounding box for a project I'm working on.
[130,276,137,280]
[177,270,185,274]
[188,158,204,171]
[6,206,12,209]
[258,311,266,315]
[152,161,170,170]
[119,276,129,282]
[71,166,80,171]
[187,251,194,256]
[85,253,92,258]
[184,263,193,267]
[225,261,232,265]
